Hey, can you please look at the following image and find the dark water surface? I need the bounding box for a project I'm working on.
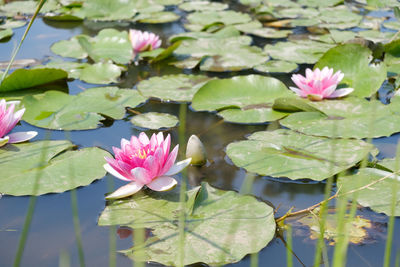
[0,16,399,267]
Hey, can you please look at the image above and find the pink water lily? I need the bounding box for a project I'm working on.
[0,99,37,148]
[129,29,162,54]
[104,132,191,199]
[290,67,354,101]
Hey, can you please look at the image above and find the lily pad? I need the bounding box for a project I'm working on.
[137,74,211,102]
[185,10,252,31]
[22,87,146,130]
[98,182,276,266]
[79,62,122,84]
[131,112,179,129]
[51,36,88,59]
[234,21,292,39]
[0,68,68,92]
[226,129,376,181]
[315,44,386,98]
[178,1,228,12]
[192,75,293,123]
[254,60,298,73]
[81,0,138,20]
[0,28,12,40]
[264,40,334,64]
[338,168,400,216]
[0,140,111,196]
[135,11,180,24]
[278,97,400,139]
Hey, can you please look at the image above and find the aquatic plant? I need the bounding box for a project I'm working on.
[290,67,353,101]
[104,132,191,199]
[129,29,161,54]
[0,99,37,147]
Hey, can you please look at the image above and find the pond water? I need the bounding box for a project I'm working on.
[1,1,400,267]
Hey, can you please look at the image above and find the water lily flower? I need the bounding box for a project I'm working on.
[290,67,354,101]
[0,99,37,148]
[129,29,162,54]
[186,134,207,166]
[104,132,191,199]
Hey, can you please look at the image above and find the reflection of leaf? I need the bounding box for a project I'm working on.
[98,183,275,266]
[295,212,372,245]
[0,141,111,196]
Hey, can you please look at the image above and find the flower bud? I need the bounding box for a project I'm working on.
[186,135,207,166]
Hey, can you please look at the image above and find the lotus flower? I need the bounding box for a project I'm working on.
[104,132,191,199]
[290,67,354,101]
[129,29,161,54]
[0,99,37,148]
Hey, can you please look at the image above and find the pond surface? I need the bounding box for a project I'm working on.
[0,1,400,267]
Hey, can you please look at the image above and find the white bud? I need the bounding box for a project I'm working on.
[186,135,207,166]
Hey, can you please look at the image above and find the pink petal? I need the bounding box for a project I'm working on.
[326,88,354,98]
[138,132,150,146]
[103,163,131,182]
[160,145,178,175]
[164,158,192,176]
[289,86,306,97]
[0,136,9,147]
[131,167,153,184]
[321,84,337,98]
[7,131,37,143]
[147,176,177,191]
[106,181,144,199]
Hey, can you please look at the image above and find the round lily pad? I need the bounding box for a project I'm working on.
[137,74,211,102]
[0,140,111,196]
[130,112,179,129]
[192,75,293,123]
[254,60,298,73]
[179,1,228,11]
[98,182,276,266]
[79,62,122,84]
[226,129,377,181]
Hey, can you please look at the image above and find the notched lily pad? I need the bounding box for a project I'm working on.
[98,182,276,266]
[0,140,111,196]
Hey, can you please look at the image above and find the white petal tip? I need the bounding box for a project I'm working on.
[164,158,192,176]
[147,176,177,191]
[0,136,10,147]
[105,182,143,200]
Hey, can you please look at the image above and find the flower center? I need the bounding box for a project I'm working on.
[135,148,149,159]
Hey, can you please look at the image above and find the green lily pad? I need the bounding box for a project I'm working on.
[317,7,362,29]
[98,182,276,266]
[79,62,122,84]
[0,20,26,29]
[383,20,400,31]
[22,87,146,130]
[276,7,319,18]
[315,44,386,98]
[135,11,180,24]
[0,0,58,15]
[0,68,68,92]
[297,0,344,7]
[309,30,357,44]
[178,1,228,12]
[264,40,334,64]
[254,60,298,73]
[41,60,90,79]
[279,97,400,139]
[0,28,12,40]
[81,0,138,20]
[51,36,88,59]
[234,21,292,39]
[0,140,111,196]
[357,30,395,43]
[192,75,293,123]
[185,10,252,31]
[338,167,400,216]
[137,74,211,102]
[131,112,179,129]
[226,129,376,181]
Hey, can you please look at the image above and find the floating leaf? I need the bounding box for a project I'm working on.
[226,129,376,181]
[185,10,252,31]
[315,44,386,98]
[135,11,180,24]
[51,36,88,59]
[178,1,228,11]
[98,182,276,266]
[278,97,400,139]
[254,60,298,73]
[234,21,292,39]
[0,140,111,196]
[0,28,12,40]
[192,75,292,123]
[81,0,138,20]
[0,68,68,92]
[338,168,400,216]
[137,74,211,102]
[22,87,146,130]
[131,112,179,129]
[264,40,334,64]
[79,62,122,84]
